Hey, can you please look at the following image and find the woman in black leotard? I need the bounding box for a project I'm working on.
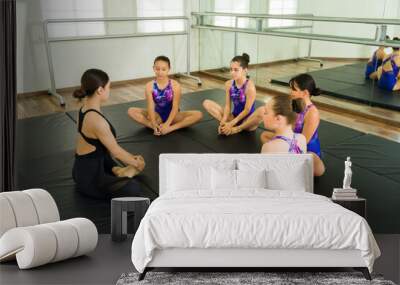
[72,69,146,199]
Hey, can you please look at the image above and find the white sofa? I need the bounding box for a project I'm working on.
[0,188,98,269]
[131,153,379,281]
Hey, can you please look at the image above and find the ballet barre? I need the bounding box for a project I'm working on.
[192,12,400,65]
[43,16,202,106]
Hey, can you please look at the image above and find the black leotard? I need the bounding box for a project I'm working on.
[72,108,143,199]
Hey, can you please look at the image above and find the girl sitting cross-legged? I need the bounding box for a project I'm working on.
[202,53,264,135]
[128,55,203,135]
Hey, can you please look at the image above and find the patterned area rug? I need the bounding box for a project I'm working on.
[116,271,396,285]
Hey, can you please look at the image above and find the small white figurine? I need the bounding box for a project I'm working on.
[342,156,353,189]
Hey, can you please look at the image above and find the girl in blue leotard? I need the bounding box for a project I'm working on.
[261,95,306,154]
[377,37,400,91]
[365,48,387,80]
[365,36,390,80]
[293,104,320,157]
[128,56,202,135]
[290,74,325,176]
[202,53,264,135]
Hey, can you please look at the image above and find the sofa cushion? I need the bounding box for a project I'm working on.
[0,196,17,237]
[0,189,60,238]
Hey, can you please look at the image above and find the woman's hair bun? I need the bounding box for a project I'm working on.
[313,87,322,96]
[73,88,87,99]
[231,53,250,68]
[242,53,250,64]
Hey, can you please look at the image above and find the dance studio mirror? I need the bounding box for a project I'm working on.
[197,0,400,117]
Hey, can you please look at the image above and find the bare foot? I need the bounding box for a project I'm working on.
[122,165,141,178]
[112,166,124,176]
[228,126,242,135]
[160,125,174,135]
[112,165,141,178]
[153,126,162,136]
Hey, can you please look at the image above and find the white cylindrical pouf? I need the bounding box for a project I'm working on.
[65,218,98,257]
[0,226,57,269]
[0,196,17,237]
[42,221,79,262]
[24,189,60,223]
[1,192,39,227]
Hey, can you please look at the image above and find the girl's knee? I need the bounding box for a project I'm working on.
[195,110,203,120]
[202,99,211,109]
[313,155,325,177]
[314,166,325,177]
[127,107,138,117]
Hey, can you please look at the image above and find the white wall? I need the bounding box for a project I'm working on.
[198,0,400,69]
[297,0,400,58]
[16,0,199,93]
[198,0,302,69]
[17,1,50,94]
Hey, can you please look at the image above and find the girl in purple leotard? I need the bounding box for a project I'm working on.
[202,53,264,136]
[128,56,203,135]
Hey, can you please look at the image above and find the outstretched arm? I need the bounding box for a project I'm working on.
[221,81,232,124]
[145,83,159,130]
[93,115,145,170]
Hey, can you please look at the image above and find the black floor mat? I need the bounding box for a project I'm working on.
[323,134,400,184]
[16,112,76,162]
[68,100,170,141]
[318,120,365,148]
[16,88,400,233]
[271,62,400,111]
[176,119,264,153]
[314,153,400,234]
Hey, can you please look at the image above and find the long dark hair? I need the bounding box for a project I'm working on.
[289,73,321,113]
[73,69,109,100]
